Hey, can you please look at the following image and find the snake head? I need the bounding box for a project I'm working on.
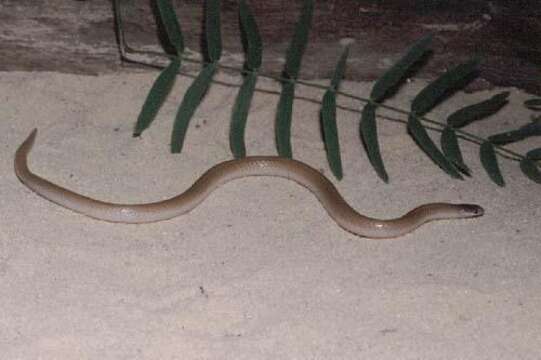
[456,204,484,218]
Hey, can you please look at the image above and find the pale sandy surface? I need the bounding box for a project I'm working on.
[1,71,540,359]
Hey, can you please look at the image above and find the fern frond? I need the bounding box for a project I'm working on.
[480,141,505,186]
[320,46,349,179]
[408,114,462,179]
[330,45,349,90]
[171,63,217,153]
[156,0,184,54]
[489,120,541,144]
[407,60,480,178]
[526,148,541,159]
[205,0,222,62]
[276,0,313,158]
[113,0,539,187]
[370,35,432,102]
[361,36,432,182]
[321,91,342,179]
[411,60,478,116]
[284,0,313,79]
[229,0,262,158]
[134,58,181,136]
[360,103,388,182]
[239,0,262,70]
[520,158,541,184]
[440,127,471,175]
[447,92,509,128]
[276,81,295,158]
[230,72,257,158]
[439,92,510,176]
[524,98,541,111]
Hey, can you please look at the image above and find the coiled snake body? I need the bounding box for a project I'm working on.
[15,129,483,238]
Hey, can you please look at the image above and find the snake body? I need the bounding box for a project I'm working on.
[14,129,483,238]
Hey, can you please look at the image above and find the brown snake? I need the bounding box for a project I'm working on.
[14,129,484,238]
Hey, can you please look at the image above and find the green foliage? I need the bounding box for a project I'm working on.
[441,127,470,176]
[319,46,349,179]
[520,158,541,184]
[480,141,504,186]
[524,98,541,111]
[411,60,479,116]
[114,0,540,187]
[408,114,462,179]
[276,0,314,158]
[360,103,388,182]
[134,58,181,136]
[275,81,295,158]
[156,0,184,54]
[489,119,541,145]
[284,0,313,79]
[439,92,510,177]
[239,0,262,70]
[170,0,221,153]
[447,92,509,128]
[171,63,217,153]
[330,45,349,90]
[526,147,541,160]
[321,91,342,179]
[230,0,263,158]
[370,35,432,103]
[407,61,481,179]
[205,0,222,62]
[230,72,257,158]
[361,36,433,182]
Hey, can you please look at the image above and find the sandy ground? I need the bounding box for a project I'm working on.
[1,70,540,359]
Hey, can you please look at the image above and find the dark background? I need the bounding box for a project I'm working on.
[1,0,539,94]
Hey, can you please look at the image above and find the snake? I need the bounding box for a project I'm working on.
[14,129,484,238]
